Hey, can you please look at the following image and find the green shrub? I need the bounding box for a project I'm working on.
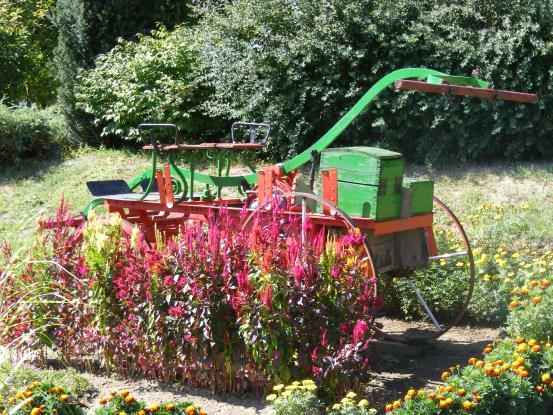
[0,104,70,164]
[387,338,553,414]
[507,277,553,342]
[77,26,220,142]
[0,364,92,402]
[195,0,553,163]
[94,391,204,415]
[0,381,85,415]
[267,381,321,415]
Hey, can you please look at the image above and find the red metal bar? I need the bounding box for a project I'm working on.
[101,197,434,236]
[394,79,538,104]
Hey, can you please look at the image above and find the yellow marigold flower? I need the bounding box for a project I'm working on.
[266,394,277,402]
[31,408,41,415]
[165,404,175,411]
[119,412,127,415]
[301,379,315,386]
[273,384,285,392]
[281,390,292,397]
[541,373,551,383]
[358,399,369,407]
[332,404,341,410]
[137,411,146,415]
[345,391,357,399]
[60,395,69,403]
[291,381,301,386]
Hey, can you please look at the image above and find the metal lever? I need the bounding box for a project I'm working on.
[231,122,271,143]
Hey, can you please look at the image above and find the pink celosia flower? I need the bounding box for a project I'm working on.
[353,319,368,343]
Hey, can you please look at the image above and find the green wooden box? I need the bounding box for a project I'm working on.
[402,178,434,216]
[320,147,405,196]
[335,181,402,220]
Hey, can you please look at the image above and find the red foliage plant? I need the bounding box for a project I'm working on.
[1,200,378,395]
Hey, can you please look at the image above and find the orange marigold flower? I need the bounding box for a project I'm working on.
[457,389,467,397]
[60,395,69,403]
[468,358,477,365]
[166,404,175,412]
[124,396,134,404]
[99,398,107,405]
[536,385,545,394]
[541,373,551,383]
[119,390,130,398]
[462,400,476,411]
[531,297,541,304]
[385,403,393,412]
[532,345,542,353]
[509,300,520,308]
[199,411,207,415]
[439,400,448,410]
[441,372,451,380]
[515,337,525,344]
[475,360,485,368]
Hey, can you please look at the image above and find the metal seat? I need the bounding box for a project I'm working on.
[86,180,160,202]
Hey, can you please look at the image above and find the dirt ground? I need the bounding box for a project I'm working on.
[76,323,499,414]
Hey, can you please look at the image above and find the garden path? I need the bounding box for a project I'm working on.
[78,325,499,413]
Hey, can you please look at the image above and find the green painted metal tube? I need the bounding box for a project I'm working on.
[127,68,487,192]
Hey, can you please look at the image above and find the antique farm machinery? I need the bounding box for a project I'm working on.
[72,68,538,341]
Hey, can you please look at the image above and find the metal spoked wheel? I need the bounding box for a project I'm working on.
[377,196,475,343]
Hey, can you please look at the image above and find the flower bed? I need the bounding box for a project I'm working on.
[0,201,375,394]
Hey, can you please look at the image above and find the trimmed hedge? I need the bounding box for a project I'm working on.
[194,0,552,163]
[0,105,70,164]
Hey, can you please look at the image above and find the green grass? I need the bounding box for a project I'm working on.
[1,148,552,249]
[0,147,151,248]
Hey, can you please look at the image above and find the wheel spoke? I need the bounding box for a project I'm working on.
[428,251,467,261]
[407,280,443,331]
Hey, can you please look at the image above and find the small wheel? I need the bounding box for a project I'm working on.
[376,196,475,342]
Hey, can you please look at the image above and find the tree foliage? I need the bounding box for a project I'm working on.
[76,26,219,141]
[194,0,553,163]
[0,0,58,106]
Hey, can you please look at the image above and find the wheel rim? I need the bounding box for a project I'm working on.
[376,196,475,342]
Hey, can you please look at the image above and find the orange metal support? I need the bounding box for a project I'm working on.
[155,169,167,207]
[321,168,338,214]
[163,163,174,208]
[424,226,439,257]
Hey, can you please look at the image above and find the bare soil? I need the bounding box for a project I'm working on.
[75,323,499,414]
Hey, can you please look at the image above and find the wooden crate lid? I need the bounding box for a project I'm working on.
[322,146,403,160]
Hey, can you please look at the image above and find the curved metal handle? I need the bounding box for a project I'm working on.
[231,121,271,143]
